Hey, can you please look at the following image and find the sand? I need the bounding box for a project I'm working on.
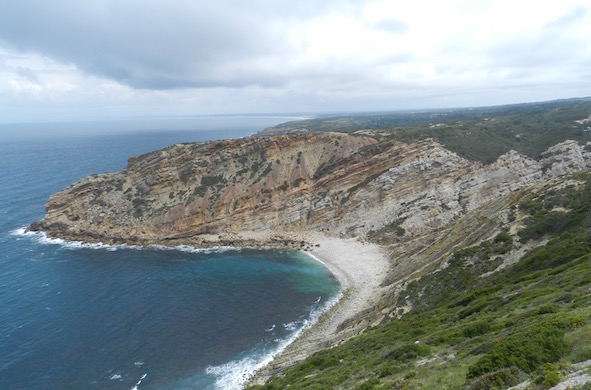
[249,235,390,385]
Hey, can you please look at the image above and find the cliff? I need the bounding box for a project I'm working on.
[30,132,591,252]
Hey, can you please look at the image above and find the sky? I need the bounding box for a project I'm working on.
[0,0,590,122]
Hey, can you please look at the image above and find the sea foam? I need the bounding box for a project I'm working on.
[11,227,235,254]
[131,373,147,390]
[205,289,342,390]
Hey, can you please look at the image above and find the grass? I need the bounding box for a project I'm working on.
[248,171,591,389]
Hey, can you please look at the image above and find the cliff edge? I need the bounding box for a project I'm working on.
[29,132,591,252]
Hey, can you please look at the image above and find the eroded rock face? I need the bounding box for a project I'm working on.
[30,133,591,247]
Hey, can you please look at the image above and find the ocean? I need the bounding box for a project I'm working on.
[0,117,340,390]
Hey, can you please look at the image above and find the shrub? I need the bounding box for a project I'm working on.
[293,178,306,187]
[533,363,561,388]
[200,175,224,186]
[463,321,491,338]
[383,343,431,362]
[458,301,488,319]
[466,366,525,390]
[536,304,559,315]
[494,230,512,244]
[356,377,380,390]
[178,166,193,183]
[493,230,513,253]
[512,232,590,273]
[467,324,569,378]
[309,354,340,370]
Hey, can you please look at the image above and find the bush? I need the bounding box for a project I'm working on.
[493,231,513,254]
[536,304,559,315]
[200,175,224,186]
[533,363,561,388]
[309,354,340,370]
[356,377,380,390]
[512,232,590,273]
[458,301,488,319]
[467,324,569,378]
[463,321,491,338]
[519,211,574,242]
[466,366,525,390]
[383,343,431,362]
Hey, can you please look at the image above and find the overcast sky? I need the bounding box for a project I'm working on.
[0,0,590,122]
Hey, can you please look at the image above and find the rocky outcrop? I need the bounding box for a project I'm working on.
[30,134,591,250]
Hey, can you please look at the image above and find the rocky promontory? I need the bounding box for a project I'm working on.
[30,132,591,251]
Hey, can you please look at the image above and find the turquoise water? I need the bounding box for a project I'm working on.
[0,119,340,389]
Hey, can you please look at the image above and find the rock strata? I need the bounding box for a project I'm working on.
[30,134,591,251]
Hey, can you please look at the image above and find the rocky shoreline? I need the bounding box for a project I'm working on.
[249,235,390,385]
[28,133,591,257]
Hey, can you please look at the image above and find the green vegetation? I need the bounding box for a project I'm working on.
[132,197,149,217]
[293,177,306,187]
[253,163,273,184]
[179,165,193,183]
[367,218,407,244]
[249,171,591,389]
[268,97,591,163]
[190,175,227,200]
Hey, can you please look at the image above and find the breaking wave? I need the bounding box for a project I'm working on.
[11,227,234,254]
[205,288,342,390]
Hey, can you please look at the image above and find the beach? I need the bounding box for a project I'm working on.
[250,235,390,385]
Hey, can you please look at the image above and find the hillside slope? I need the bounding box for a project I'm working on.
[249,171,591,389]
[263,97,591,163]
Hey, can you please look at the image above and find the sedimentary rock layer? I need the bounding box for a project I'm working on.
[30,132,591,249]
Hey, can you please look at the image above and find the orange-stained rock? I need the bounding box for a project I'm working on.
[29,133,591,248]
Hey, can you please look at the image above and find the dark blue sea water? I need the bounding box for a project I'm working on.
[0,117,340,390]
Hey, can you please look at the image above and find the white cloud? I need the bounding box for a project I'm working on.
[0,0,589,121]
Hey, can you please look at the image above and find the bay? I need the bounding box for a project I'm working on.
[0,117,340,389]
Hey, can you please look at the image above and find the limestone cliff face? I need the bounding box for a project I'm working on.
[30,133,591,248]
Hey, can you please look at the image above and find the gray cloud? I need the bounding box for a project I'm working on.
[0,0,366,90]
[0,0,589,121]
